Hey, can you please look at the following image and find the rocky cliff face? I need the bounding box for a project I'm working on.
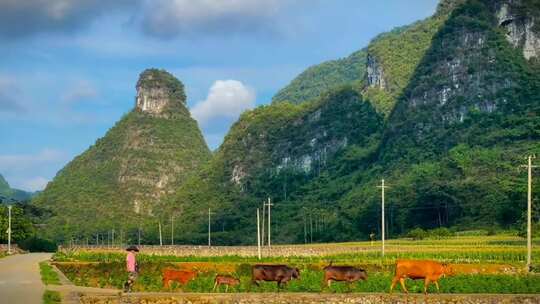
[495,0,540,60]
[362,13,448,115]
[381,0,539,162]
[34,69,210,241]
[135,86,170,114]
[366,54,386,90]
[135,69,188,117]
[222,88,382,188]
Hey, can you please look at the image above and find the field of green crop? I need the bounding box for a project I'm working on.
[53,235,540,294]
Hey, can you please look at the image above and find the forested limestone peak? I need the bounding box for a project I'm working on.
[135,69,187,116]
[0,174,9,190]
[436,0,468,16]
[0,174,33,202]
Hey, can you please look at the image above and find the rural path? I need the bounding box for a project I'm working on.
[0,252,52,304]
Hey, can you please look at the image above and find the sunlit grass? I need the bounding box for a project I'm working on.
[39,262,60,285]
[42,290,61,304]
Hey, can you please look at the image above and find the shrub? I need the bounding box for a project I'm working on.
[518,222,540,239]
[407,228,427,240]
[428,227,454,239]
[19,237,57,252]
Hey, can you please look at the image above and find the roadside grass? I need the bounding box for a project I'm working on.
[39,261,61,285]
[42,290,61,304]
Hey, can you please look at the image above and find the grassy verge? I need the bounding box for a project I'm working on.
[42,290,61,304]
[40,261,61,285]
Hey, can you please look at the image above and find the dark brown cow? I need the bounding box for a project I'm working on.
[323,262,367,289]
[251,264,300,289]
[162,269,197,288]
[213,274,240,292]
[390,260,454,294]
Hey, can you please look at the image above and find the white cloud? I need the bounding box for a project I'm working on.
[61,80,99,103]
[191,80,255,126]
[0,148,68,191]
[138,0,284,37]
[0,148,66,171]
[20,176,50,192]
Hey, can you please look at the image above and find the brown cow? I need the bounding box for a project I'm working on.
[251,265,300,289]
[323,262,367,290]
[390,260,454,294]
[213,275,240,292]
[162,269,197,288]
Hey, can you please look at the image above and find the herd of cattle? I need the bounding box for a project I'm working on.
[162,259,454,294]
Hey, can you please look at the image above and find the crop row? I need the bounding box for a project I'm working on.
[53,248,540,265]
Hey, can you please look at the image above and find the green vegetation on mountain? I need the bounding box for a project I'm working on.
[168,86,384,244]
[160,0,540,245]
[30,0,540,246]
[271,50,367,104]
[0,174,34,202]
[33,69,211,243]
[364,16,447,114]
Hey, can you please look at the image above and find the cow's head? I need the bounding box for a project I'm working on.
[358,269,368,281]
[292,267,300,279]
[442,263,455,277]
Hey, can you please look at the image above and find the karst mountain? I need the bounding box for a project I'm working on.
[36,0,540,244]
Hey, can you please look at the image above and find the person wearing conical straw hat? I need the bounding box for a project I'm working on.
[123,245,139,292]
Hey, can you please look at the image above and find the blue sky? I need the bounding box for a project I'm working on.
[0,0,439,192]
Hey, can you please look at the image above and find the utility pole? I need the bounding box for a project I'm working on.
[309,211,313,243]
[303,211,307,244]
[158,220,163,246]
[261,201,265,246]
[265,198,273,248]
[7,205,12,254]
[377,179,389,257]
[521,155,538,272]
[208,208,215,247]
[171,215,174,245]
[257,208,261,260]
[138,227,141,246]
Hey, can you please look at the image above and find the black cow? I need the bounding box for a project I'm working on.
[251,264,300,289]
